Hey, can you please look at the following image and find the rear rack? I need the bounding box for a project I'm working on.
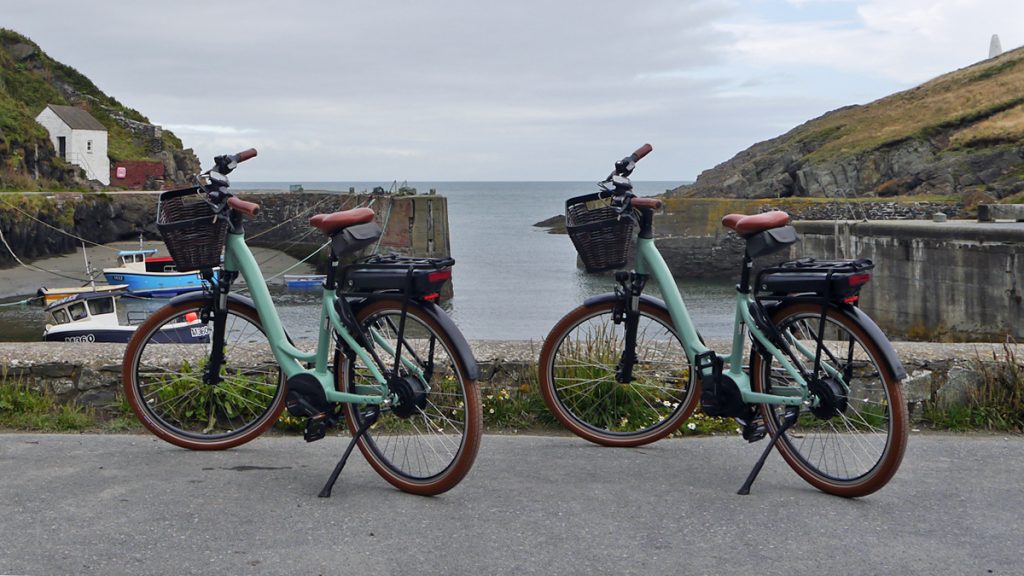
[755,257,875,302]
[339,254,455,298]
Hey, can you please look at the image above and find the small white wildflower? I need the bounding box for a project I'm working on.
[687,422,696,431]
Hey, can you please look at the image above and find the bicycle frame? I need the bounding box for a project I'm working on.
[632,230,808,407]
[219,227,392,406]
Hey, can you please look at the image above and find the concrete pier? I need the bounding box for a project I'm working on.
[796,219,1024,341]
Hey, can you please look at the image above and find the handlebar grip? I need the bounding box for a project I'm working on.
[227,196,260,217]
[631,143,653,161]
[234,149,258,163]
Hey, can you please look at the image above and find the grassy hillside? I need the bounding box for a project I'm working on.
[0,28,191,190]
[675,46,1024,200]
[796,51,1024,161]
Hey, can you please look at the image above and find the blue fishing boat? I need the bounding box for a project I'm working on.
[102,249,208,296]
[283,274,326,290]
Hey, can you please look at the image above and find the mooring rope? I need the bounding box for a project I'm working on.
[0,225,92,283]
[0,194,119,252]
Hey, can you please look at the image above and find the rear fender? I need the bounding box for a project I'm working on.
[350,297,479,381]
[762,299,906,381]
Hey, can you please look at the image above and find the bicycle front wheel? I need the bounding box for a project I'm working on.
[538,299,699,447]
[750,302,908,497]
[337,298,482,496]
[122,297,286,450]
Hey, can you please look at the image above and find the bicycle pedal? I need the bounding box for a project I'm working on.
[739,417,767,443]
[303,414,333,443]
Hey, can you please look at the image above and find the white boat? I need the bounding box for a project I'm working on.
[43,291,210,344]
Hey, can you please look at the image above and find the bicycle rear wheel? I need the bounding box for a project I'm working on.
[538,299,698,447]
[337,298,482,496]
[750,302,908,497]
[122,297,286,450]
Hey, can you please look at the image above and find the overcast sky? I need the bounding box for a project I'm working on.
[5,0,1022,182]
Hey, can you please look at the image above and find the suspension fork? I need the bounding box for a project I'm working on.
[615,271,647,383]
[203,269,235,386]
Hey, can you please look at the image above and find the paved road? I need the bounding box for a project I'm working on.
[1,432,1021,575]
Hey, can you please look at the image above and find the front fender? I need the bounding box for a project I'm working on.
[168,290,257,309]
[582,292,669,312]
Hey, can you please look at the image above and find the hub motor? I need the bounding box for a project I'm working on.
[807,376,849,419]
[389,375,428,419]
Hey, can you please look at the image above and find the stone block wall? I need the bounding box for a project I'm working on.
[4,340,1020,425]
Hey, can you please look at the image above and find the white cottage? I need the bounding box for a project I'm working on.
[35,104,110,185]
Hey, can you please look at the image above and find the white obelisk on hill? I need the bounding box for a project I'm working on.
[989,34,1003,58]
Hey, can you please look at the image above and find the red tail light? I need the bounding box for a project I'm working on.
[423,293,440,301]
[848,273,871,287]
[843,296,860,304]
[427,269,452,283]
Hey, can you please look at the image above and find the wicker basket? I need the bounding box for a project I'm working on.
[156,186,228,272]
[565,192,635,273]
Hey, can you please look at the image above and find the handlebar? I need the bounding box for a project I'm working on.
[608,143,652,181]
[631,143,652,162]
[227,196,260,217]
[201,148,261,218]
[235,148,258,163]
[601,143,654,198]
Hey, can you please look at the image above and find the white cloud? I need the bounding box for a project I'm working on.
[5,0,1020,181]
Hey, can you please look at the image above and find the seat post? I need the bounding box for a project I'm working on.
[737,251,753,294]
[324,252,339,291]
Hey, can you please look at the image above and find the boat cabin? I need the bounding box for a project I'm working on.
[45,292,122,328]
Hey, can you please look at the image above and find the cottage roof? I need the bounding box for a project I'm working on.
[45,105,106,131]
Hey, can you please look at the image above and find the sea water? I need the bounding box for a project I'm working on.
[240,181,736,341]
[0,182,736,342]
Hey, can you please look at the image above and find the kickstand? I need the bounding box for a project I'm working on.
[737,407,798,496]
[318,408,380,498]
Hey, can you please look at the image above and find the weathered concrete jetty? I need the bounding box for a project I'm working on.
[797,219,1024,342]
[644,196,1022,342]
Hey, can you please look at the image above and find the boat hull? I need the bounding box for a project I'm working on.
[103,269,206,296]
[44,323,211,344]
[284,274,326,289]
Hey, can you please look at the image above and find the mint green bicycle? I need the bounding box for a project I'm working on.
[538,145,908,497]
[122,149,482,496]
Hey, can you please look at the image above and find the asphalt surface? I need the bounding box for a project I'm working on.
[1,432,1021,575]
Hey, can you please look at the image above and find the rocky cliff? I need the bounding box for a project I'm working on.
[0,29,199,190]
[671,46,1024,202]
